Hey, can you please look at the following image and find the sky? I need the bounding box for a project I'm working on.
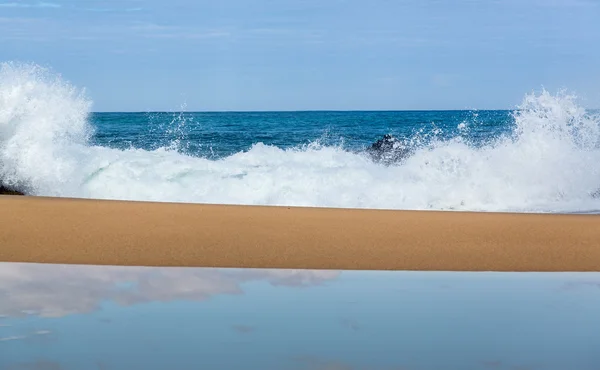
[0,0,599,111]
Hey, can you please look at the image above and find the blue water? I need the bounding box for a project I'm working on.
[90,110,514,159]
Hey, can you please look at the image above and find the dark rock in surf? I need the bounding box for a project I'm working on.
[366,134,412,165]
[0,184,24,195]
[0,176,25,195]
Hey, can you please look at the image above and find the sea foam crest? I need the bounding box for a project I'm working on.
[1,62,600,213]
[0,62,92,194]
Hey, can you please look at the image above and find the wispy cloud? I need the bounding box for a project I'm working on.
[0,2,60,8]
[0,16,54,42]
[84,7,143,13]
[129,21,231,40]
[0,16,37,23]
[533,0,599,7]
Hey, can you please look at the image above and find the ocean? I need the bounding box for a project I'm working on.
[2,62,600,213]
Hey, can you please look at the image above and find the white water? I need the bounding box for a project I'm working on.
[1,62,600,213]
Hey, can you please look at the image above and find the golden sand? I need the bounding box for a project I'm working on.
[1,195,599,271]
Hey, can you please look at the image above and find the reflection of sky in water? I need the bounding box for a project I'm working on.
[1,263,600,370]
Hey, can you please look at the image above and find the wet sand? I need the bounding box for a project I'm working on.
[1,195,599,271]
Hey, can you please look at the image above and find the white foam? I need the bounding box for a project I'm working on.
[1,62,600,213]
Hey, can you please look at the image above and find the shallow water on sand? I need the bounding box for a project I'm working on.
[2,263,600,370]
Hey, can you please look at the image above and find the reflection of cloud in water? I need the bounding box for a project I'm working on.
[2,361,63,370]
[231,324,255,334]
[230,269,342,287]
[294,357,355,370]
[0,263,340,318]
[293,356,409,370]
[481,360,503,368]
[340,318,360,331]
[0,329,53,343]
[559,281,600,291]
[0,335,27,342]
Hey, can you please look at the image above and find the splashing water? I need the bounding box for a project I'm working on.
[1,62,600,212]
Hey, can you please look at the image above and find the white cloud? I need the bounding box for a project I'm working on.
[431,73,461,88]
[0,2,60,8]
[128,21,231,40]
[0,16,41,23]
[84,8,143,13]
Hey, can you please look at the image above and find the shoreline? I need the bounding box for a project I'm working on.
[1,195,600,271]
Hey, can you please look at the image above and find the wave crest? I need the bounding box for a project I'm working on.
[0,62,92,194]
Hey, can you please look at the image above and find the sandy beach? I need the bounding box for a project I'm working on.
[0,195,599,271]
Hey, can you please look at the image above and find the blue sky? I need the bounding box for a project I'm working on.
[0,0,599,111]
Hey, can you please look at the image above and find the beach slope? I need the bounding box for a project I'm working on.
[1,195,599,271]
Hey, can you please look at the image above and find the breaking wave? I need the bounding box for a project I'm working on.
[2,62,600,213]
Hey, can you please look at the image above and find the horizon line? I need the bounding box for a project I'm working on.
[91,108,518,114]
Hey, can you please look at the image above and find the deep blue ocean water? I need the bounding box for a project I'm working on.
[90,110,514,159]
